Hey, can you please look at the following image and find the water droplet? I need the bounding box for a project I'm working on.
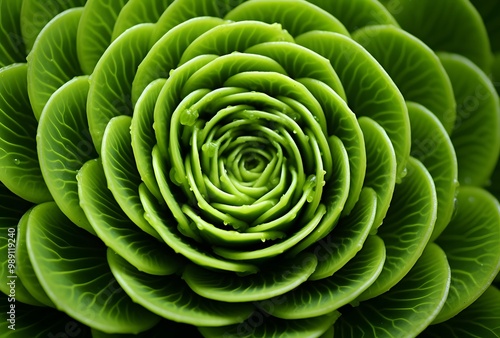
[13,158,20,165]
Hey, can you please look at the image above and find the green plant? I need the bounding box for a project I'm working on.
[1,0,500,337]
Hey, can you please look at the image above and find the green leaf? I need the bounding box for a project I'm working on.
[112,0,173,40]
[101,115,160,239]
[307,0,399,33]
[107,249,255,327]
[359,157,437,301]
[131,79,165,202]
[37,75,97,233]
[151,0,224,42]
[139,180,258,274]
[199,311,340,338]
[224,0,349,37]
[334,243,451,337]
[77,0,129,75]
[182,252,317,303]
[297,31,410,182]
[78,159,182,276]
[408,102,458,241]
[15,208,55,307]
[358,116,396,229]
[0,198,42,306]
[87,23,154,153]
[434,187,500,323]
[26,202,160,334]
[0,0,25,67]
[179,21,295,65]
[308,187,377,281]
[353,25,457,133]
[245,41,346,102]
[264,235,385,320]
[0,63,52,203]
[422,286,500,338]
[439,52,500,187]
[298,78,366,216]
[131,16,225,104]
[381,0,491,72]
[91,319,202,338]
[26,7,83,120]
[20,0,86,53]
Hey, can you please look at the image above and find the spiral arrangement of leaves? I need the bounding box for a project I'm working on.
[1,0,500,337]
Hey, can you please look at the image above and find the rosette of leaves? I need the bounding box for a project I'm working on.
[1,0,500,337]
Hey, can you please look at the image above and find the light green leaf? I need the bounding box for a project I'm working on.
[408,101,458,241]
[335,243,450,337]
[20,0,86,53]
[307,0,399,33]
[112,0,173,40]
[359,157,437,301]
[264,235,385,319]
[87,23,154,153]
[37,75,97,233]
[27,202,160,334]
[224,0,349,37]
[26,7,83,120]
[78,158,182,275]
[77,0,129,75]
[107,249,255,327]
[439,52,500,187]
[0,63,52,203]
[381,0,491,72]
[308,187,377,281]
[0,0,25,67]
[358,116,396,229]
[101,115,160,239]
[353,25,457,133]
[183,252,317,303]
[422,286,500,338]
[297,31,410,182]
[434,186,500,323]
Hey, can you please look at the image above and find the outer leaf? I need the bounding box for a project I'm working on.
[308,187,377,281]
[408,102,458,241]
[264,235,385,320]
[224,0,350,37]
[37,75,97,233]
[359,157,437,301]
[309,0,399,32]
[101,115,160,238]
[26,202,160,334]
[334,243,451,337]
[183,252,317,303]
[107,249,255,327]
[26,7,83,120]
[20,0,86,53]
[87,23,154,152]
[112,0,173,40]
[297,31,410,182]
[381,0,491,72]
[0,63,52,203]
[439,52,500,187]
[358,116,396,229]
[422,286,500,338]
[78,159,182,276]
[77,0,129,75]
[15,208,55,307]
[0,0,25,66]
[353,25,457,133]
[434,187,500,323]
